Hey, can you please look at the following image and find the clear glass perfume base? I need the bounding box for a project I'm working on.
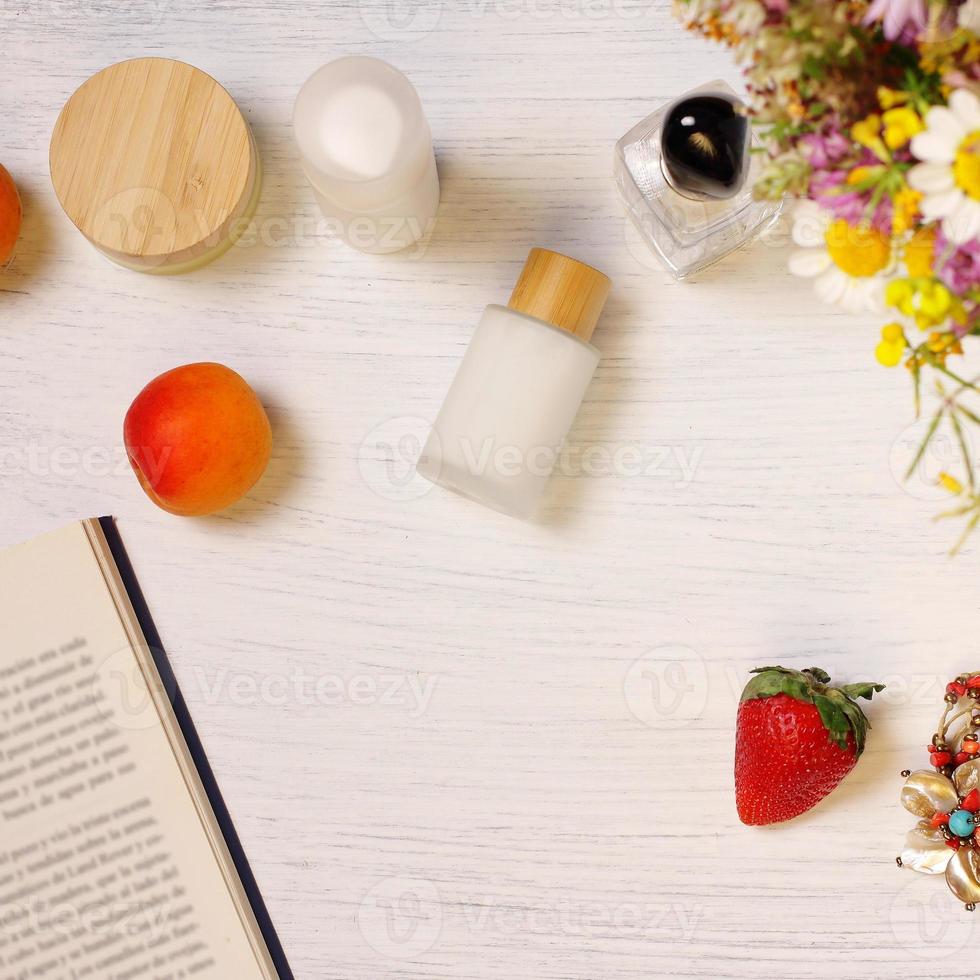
[614,80,782,280]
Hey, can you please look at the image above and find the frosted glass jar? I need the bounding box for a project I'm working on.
[417,249,611,520]
[293,56,440,254]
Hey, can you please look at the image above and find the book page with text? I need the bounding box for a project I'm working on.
[0,523,269,980]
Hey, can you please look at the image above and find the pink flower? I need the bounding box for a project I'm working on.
[864,0,928,40]
[801,129,852,169]
[811,170,871,226]
[934,229,980,295]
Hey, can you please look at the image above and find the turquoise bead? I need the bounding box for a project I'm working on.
[949,808,977,838]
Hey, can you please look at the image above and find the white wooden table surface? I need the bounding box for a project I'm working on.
[4,1,980,977]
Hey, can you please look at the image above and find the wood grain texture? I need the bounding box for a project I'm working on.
[3,1,980,977]
[508,247,611,342]
[50,57,257,271]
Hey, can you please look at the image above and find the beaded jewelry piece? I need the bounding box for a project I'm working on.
[897,673,980,910]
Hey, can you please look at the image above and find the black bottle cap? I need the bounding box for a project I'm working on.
[661,93,750,201]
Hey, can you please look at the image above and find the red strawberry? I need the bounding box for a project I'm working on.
[735,666,884,826]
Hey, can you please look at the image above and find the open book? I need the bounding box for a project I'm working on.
[0,519,291,979]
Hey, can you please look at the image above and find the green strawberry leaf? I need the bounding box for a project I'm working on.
[839,682,886,701]
[740,666,885,757]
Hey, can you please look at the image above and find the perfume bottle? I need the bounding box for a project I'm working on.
[293,56,440,254]
[417,248,611,520]
[614,80,782,280]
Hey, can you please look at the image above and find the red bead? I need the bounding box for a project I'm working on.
[956,752,972,766]
[931,811,951,828]
[963,790,980,813]
[946,839,962,850]
[967,677,980,690]
[932,752,953,767]
[963,742,980,755]
[948,682,968,698]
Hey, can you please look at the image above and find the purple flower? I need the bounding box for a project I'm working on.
[863,0,928,41]
[934,229,980,294]
[810,170,868,224]
[809,162,894,233]
[801,129,851,169]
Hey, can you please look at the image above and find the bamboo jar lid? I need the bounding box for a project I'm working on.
[50,58,260,274]
[508,248,612,343]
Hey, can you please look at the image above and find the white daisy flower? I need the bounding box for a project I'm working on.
[959,0,980,33]
[787,202,896,315]
[908,90,980,246]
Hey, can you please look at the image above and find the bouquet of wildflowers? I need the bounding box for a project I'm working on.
[674,0,980,549]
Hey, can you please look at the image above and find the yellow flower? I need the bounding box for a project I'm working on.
[852,114,889,161]
[954,133,980,203]
[924,331,963,364]
[904,226,935,277]
[939,472,965,495]
[918,281,953,326]
[846,166,878,186]
[824,220,892,278]
[789,205,894,314]
[877,87,910,110]
[892,186,922,236]
[882,107,924,150]
[886,279,916,316]
[875,322,906,367]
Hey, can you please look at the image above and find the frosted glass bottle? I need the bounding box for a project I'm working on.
[293,56,440,254]
[417,248,612,519]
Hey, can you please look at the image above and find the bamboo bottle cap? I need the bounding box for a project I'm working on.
[508,248,612,344]
[50,57,260,274]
